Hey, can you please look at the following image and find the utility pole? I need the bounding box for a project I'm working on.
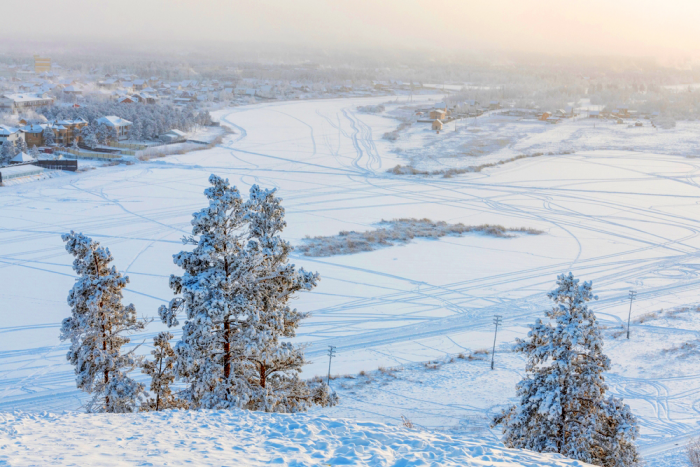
[327,345,336,385]
[491,315,503,370]
[626,290,637,339]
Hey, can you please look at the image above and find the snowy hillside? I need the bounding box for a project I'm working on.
[0,410,594,467]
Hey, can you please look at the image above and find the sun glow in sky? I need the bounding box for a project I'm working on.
[7,0,700,59]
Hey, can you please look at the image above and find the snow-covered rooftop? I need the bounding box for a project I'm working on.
[97,116,132,127]
[10,152,37,163]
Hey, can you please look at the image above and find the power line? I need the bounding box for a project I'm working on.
[627,290,637,339]
[491,315,503,370]
[327,345,337,385]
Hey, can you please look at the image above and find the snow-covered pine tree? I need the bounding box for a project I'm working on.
[492,273,639,467]
[141,331,187,411]
[85,131,99,149]
[42,126,55,146]
[16,137,28,154]
[60,231,146,413]
[237,184,333,412]
[96,124,109,145]
[159,175,335,412]
[29,145,40,158]
[128,119,142,141]
[0,140,15,164]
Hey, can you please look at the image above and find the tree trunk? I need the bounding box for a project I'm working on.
[103,330,109,408]
[260,364,266,388]
[223,317,230,379]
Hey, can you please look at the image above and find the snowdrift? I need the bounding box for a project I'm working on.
[0,410,593,466]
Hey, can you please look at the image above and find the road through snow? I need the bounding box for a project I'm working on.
[1,96,700,462]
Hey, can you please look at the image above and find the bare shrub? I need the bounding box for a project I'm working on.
[299,218,544,257]
[457,353,466,359]
[401,415,415,429]
[387,151,575,178]
[633,311,659,324]
[424,361,441,370]
[687,437,700,466]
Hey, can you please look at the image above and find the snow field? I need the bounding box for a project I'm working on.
[0,410,595,467]
[3,95,700,463]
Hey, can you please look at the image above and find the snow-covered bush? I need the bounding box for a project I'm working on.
[59,231,146,413]
[357,104,385,113]
[492,273,639,467]
[159,175,336,412]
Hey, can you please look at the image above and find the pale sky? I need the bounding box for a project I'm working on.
[7,0,700,59]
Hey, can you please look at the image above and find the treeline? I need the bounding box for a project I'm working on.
[39,102,213,141]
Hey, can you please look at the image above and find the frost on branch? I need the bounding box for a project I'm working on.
[59,231,146,413]
[492,272,640,467]
[161,175,335,412]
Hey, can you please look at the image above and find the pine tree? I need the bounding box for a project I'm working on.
[493,273,639,467]
[42,126,55,146]
[128,119,143,141]
[16,137,28,154]
[60,231,147,413]
[85,131,99,149]
[141,331,187,411]
[29,145,39,158]
[0,140,15,164]
[160,175,336,412]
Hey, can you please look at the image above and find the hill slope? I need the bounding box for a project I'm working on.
[0,410,593,466]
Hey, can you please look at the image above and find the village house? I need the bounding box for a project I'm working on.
[96,116,132,140]
[132,79,147,90]
[21,123,49,147]
[159,129,186,143]
[0,93,54,113]
[429,109,447,120]
[133,92,158,104]
[432,119,443,132]
[0,125,25,144]
[62,85,83,97]
[55,118,88,145]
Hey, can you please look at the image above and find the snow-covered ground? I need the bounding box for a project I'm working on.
[387,112,700,174]
[2,95,700,464]
[0,410,594,467]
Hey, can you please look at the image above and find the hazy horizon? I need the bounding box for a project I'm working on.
[5,0,700,63]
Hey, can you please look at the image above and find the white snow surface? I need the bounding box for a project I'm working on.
[3,95,700,464]
[0,410,594,467]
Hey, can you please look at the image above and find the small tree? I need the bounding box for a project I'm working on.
[85,131,99,149]
[16,137,28,154]
[60,231,146,413]
[42,126,55,146]
[493,273,639,467]
[160,175,335,412]
[29,145,40,158]
[128,120,143,141]
[96,124,109,144]
[0,140,15,164]
[141,331,187,411]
